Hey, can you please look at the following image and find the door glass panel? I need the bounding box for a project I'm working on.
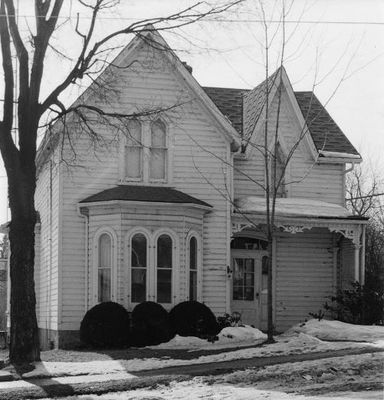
[233,258,255,301]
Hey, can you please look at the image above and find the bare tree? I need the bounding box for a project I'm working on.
[0,0,242,364]
[193,0,363,343]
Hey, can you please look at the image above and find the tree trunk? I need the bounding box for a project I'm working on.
[8,170,40,364]
[267,232,274,342]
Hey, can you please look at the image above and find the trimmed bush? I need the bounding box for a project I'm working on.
[80,302,130,348]
[169,301,220,338]
[131,301,174,346]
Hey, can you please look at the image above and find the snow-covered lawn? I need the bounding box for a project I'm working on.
[16,319,383,380]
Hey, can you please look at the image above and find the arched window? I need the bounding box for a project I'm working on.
[150,120,167,181]
[156,234,172,303]
[189,236,198,301]
[98,233,112,303]
[125,120,142,179]
[131,233,147,303]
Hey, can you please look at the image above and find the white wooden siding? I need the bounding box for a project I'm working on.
[57,42,231,330]
[275,228,334,331]
[34,155,60,331]
[234,90,345,205]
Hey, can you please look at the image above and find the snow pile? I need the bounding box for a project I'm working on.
[285,319,384,344]
[151,325,267,350]
[219,325,267,342]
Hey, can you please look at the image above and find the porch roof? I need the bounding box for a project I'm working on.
[234,197,367,221]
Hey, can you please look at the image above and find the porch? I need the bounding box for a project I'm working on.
[230,197,368,332]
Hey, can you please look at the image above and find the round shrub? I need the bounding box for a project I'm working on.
[131,301,174,346]
[169,301,220,338]
[80,302,130,348]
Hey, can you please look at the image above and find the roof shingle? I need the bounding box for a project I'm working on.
[79,185,212,208]
[203,71,359,156]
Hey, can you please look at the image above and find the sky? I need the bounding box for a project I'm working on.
[0,0,383,225]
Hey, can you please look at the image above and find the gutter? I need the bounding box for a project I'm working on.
[77,206,90,312]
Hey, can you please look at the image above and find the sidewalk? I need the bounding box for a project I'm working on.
[0,346,381,400]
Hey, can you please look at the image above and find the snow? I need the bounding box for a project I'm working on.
[235,197,352,218]
[284,319,384,345]
[318,150,362,159]
[151,325,267,350]
[20,321,382,380]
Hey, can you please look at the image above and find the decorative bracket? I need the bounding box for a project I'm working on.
[328,225,362,247]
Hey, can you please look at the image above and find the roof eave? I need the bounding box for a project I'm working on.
[78,199,212,212]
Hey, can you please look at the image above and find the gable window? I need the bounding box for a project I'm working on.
[131,233,147,303]
[125,120,142,180]
[188,236,198,301]
[150,120,167,181]
[156,234,172,303]
[98,233,112,303]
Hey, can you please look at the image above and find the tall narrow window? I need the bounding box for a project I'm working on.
[131,233,147,303]
[189,237,198,301]
[98,234,112,303]
[125,120,142,179]
[150,120,167,181]
[157,234,172,303]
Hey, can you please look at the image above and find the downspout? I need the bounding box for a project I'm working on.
[77,206,89,312]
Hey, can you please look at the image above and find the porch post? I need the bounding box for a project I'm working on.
[354,243,360,282]
[360,225,366,284]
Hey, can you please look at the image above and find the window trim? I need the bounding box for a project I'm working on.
[126,227,152,307]
[120,119,171,185]
[149,119,168,183]
[153,228,179,306]
[92,227,118,305]
[186,231,202,302]
[123,120,143,182]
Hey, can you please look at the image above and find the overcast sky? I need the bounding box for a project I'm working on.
[0,0,383,224]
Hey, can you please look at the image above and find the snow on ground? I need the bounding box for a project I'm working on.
[20,321,383,379]
[150,325,267,350]
[285,319,384,345]
[38,378,383,400]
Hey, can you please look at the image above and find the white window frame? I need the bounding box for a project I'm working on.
[123,120,143,182]
[120,119,171,185]
[92,227,118,306]
[153,228,179,307]
[126,227,152,308]
[186,231,202,302]
[149,119,168,183]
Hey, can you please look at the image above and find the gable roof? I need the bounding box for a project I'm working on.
[203,69,360,158]
[203,87,248,135]
[79,185,212,208]
[294,92,359,156]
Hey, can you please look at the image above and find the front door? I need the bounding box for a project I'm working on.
[231,249,268,328]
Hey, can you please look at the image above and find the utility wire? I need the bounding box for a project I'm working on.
[0,13,384,25]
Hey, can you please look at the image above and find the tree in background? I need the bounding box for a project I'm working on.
[0,0,242,364]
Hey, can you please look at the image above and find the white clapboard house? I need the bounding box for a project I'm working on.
[30,27,367,349]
